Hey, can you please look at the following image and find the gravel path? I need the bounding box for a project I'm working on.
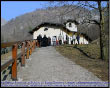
[17,46,105,86]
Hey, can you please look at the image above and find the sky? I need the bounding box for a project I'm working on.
[1,1,49,21]
[1,1,107,21]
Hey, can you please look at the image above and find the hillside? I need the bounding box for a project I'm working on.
[1,18,7,26]
[1,5,100,43]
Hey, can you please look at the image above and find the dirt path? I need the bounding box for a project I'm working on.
[17,46,103,83]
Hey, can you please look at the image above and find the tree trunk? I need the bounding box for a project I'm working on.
[98,1,105,60]
[99,21,104,60]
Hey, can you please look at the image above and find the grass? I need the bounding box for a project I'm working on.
[76,44,100,59]
[1,49,21,60]
[55,44,108,81]
[1,49,21,66]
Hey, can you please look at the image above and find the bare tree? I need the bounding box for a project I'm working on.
[47,1,109,60]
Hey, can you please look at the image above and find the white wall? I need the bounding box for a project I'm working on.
[72,36,88,44]
[34,26,61,45]
[79,37,88,44]
[33,26,88,45]
[33,26,61,38]
[66,22,77,32]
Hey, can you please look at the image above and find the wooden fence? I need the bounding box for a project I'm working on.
[1,39,36,81]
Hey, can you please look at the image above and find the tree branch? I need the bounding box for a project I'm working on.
[80,19,100,26]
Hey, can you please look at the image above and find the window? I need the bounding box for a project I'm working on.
[69,23,72,27]
[44,28,48,31]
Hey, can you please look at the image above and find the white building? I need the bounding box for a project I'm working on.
[30,20,90,45]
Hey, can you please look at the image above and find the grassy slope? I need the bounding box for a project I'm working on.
[76,44,100,59]
[55,44,108,81]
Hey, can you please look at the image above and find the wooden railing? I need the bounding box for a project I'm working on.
[1,39,36,81]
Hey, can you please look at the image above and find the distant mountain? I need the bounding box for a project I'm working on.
[1,18,7,26]
[1,5,101,43]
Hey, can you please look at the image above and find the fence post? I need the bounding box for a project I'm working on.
[29,41,30,55]
[32,40,34,52]
[12,44,18,81]
[33,40,35,51]
[30,41,32,55]
[37,40,39,47]
[21,42,25,66]
[34,40,36,50]
[32,41,33,52]
[26,41,29,59]
[29,41,31,55]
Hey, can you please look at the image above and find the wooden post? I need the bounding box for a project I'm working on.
[34,40,35,50]
[21,42,25,66]
[36,40,37,46]
[26,41,29,59]
[34,40,36,50]
[32,41,33,52]
[33,40,35,50]
[30,41,32,55]
[12,44,18,81]
[35,40,36,47]
[31,41,32,54]
[37,40,39,47]
[29,41,31,55]
[32,40,34,52]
